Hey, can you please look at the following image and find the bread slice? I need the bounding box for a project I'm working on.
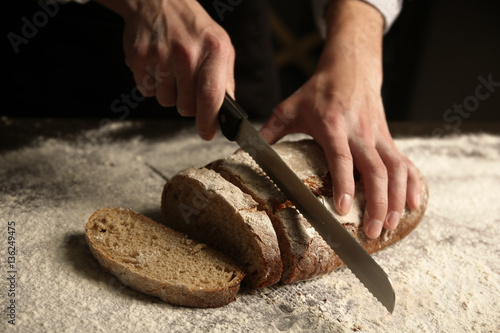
[85,207,245,308]
[208,139,429,284]
[160,167,282,289]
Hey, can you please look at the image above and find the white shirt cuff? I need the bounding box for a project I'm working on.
[55,0,91,4]
[311,0,403,38]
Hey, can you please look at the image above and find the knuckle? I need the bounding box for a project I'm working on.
[203,28,231,55]
[367,163,388,180]
[387,157,408,176]
[332,150,353,166]
[329,152,354,181]
[204,33,224,54]
[337,177,355,196]
[317,106,343,128]
[389,185,407,204]
[406,160,419,180]
[148,44,168,63]
[198,82,218,99]
[393,193,407,206]
[171,40,195,67]
[369,197,389,209]
[197,86,219,111]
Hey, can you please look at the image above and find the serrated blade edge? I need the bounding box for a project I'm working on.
[234,118,395,313]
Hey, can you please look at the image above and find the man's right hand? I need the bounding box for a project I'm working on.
[97,0,235,140]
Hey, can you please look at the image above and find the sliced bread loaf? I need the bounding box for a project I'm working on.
[160,167,282,289]
[85,207,245,308]
[206,151,338,284]
[207,139,429,284]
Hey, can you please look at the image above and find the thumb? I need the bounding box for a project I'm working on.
[225,75,235,100]
[259,106,293,144]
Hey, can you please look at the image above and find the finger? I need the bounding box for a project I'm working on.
[378,144,408,231]
[351,143,388,239]
[131,65,157,97]
[225,46,236,99]
[195,37,232,140]
[173,44,198,117]
[406,158,422,211]
[315,129,355,216]
[125,40,157,97]
[155,66,177,107]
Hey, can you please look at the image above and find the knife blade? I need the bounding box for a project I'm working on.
[218,93,395,313]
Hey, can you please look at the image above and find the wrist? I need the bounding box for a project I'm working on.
[323,0,383,61]
[315,0,384,89]
[324,0,384,41]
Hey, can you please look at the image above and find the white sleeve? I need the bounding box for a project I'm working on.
[311,0,403,38]
[55,0,91,3]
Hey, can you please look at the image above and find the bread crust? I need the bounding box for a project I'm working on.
[161,168,282,289]
[86,207,245,308]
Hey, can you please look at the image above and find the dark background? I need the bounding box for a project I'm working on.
[2,0,499,124]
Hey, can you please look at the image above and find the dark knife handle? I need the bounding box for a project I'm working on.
[218,93,248,141]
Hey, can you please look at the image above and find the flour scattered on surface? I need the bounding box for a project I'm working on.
[1,126,499,332]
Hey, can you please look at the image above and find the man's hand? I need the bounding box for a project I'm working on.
[97,0,235,140]
[259,0,422,239]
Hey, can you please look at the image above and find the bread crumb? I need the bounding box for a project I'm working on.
[352,324,362,331]
[191,243,206,254]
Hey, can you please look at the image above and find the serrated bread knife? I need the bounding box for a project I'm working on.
[218,93,395,313]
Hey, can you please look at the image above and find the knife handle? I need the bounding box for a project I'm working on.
[218,93,248,141]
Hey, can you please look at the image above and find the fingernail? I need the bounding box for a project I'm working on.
[363,210,383,239]
[367,220,383,239]
[386,211,400,230]
[410,193,421,210]
[338,194,352,215]
[177,107,187,116]
[415,193,421,209]
[199,131,215,141]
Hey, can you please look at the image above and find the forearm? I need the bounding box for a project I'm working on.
[314,0,384,96]
[324,0,384,55]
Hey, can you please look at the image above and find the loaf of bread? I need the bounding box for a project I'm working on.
[86,139,427,308]
[162,139,429,286]
[85,207,245,308]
